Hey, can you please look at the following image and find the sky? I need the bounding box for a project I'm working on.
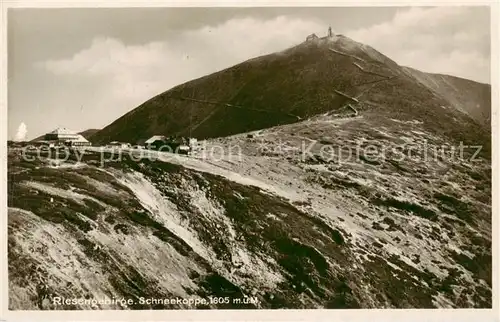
[7,6,491,141]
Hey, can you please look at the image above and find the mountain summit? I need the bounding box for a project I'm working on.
[90,34,490,150]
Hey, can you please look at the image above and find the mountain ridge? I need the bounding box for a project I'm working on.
[89,35,490,155]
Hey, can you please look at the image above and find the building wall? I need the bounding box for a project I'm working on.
[44,133,80,141]
[71,142,92,146]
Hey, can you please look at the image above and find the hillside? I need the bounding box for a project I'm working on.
[402,67,491,126]
[8,112,492,308]
[89,35,490,154]
[8,33,492,310]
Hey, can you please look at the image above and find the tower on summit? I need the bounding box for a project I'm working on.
[328,26,333,37]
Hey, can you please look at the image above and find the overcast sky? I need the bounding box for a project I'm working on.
[8,6,491,140]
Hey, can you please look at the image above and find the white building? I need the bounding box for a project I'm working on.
[42,127,91,147]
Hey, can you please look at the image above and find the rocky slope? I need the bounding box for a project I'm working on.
[8,107,491,309]
[30,128,101,142]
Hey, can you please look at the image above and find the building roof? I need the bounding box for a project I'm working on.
[145,135,167,144]
[49,127,78,135]
[72,134,89,143]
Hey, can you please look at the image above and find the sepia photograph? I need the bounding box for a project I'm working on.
[1,1,497,319]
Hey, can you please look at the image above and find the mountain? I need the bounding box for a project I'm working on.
[30,133,47,142]
[89,35,490,155]
[79,128,101,139]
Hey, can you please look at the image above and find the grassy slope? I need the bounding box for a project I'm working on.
[89,36,490,153]
[30,129,101,142]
